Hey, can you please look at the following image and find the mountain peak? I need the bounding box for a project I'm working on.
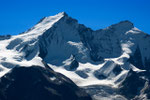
[58,11,68,16]
[37,12,67,24]
[38,12,69,25]
[22,12,65,35]
[108,20,134,32]
[118,20,134,26]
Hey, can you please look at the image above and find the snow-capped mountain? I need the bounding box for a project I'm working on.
[0,12,150,100]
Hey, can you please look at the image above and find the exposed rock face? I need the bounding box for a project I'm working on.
[119,69,150,100]
[0,65,92,100]
[0,35,11,40]
[128,45,144,69]
[119,69,145,99]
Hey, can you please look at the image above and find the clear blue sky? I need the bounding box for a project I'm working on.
[0,0,150,35]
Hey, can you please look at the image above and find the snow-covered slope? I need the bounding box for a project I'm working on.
[0,12,150,99]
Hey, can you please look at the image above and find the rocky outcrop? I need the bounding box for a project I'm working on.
[0,65,92,100]
[0,35,11,40]
[119,69,150,100]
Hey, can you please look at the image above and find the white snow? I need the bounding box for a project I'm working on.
[15,12,64,41]
[0,65,10,77]
[50,76,56,81]
[0,12,64,77]
[0,12,149,89]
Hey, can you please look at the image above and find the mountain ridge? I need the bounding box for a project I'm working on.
[0,12,150,100]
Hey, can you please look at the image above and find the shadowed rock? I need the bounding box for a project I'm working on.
[0,65,92,100]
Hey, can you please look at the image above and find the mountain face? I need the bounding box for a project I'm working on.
[0,65,92,100]
[0,12,150,99]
